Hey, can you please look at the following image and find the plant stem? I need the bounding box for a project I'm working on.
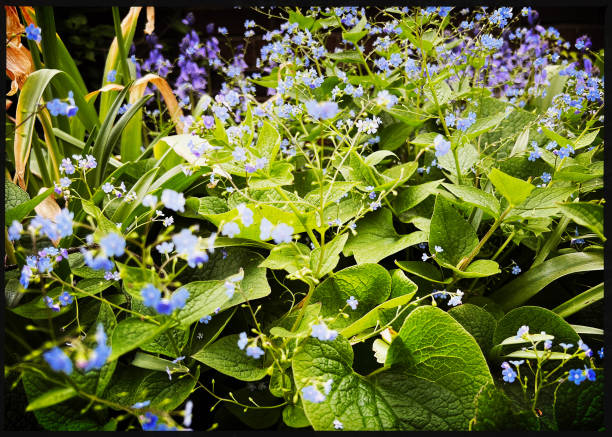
[458,206,512,271]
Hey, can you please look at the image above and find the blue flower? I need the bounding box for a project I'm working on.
[43,347,73,375]
[541,172,552,183]
[8,220,22,241]
[81,249,113,271]
[55,208,74,238]
[44,296,60,312]
[246,345,264,359]
[568,368,586,385]
[221,222,240,238]
[170,288,189,310]
[586,368,596,381]
[142,412,158,431]
[481,34,503,51]
[304,100,340,120]
[156,241,174,255]
[25,23,41,43]
[598,347,604,359]
[528,146,541,161]
[236,203,254,227]
[141,284,161,307]
[232,147,247,162]
[433,135,451,158]
[58,291,73,306]
[200,315,212,324]
[516,325,529,338]
[107,70,117,82]
[81,324,112,372]
[301,385,326,403]
[161,189,185,212]
[237,332,248,350]
[271,223,293,244]
[346,296,358,310]
[559,343,574,350]
[501,362,517,383]
[311,322,338,341]
[512,265,521,275]
[448,290,464,307]
[155,299,173,315]
[100,233,126,258]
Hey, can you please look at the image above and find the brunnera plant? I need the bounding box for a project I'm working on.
[4,5,604,431]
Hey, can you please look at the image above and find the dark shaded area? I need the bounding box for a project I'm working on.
[50,6,605,93]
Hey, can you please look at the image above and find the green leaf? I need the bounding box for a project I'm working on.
[471,383,539,430]
[552,282,604,318]
[329,50,364,64]
[394,260,452,284]
[191,334,269,381]
[557,202,604,241]
[260,242,311,274]
[108,318,172,361]
[341,285,417,339]
[488,168,535,207]
[574,128,600,150]
[438,143,480,177]
[429,195,478,267]
[555,373,603,430]
[282,403,311,428]
[445,259,501,278]
[441,183,501,219]
[492,306,580,350]
[344,209,427,264]
[489,252,604,310]
[448,304,497,353]
[507,187,575,220]
[310,232,348,278]
[26,386,77,412]
[394,179,443,215]
[5,179,30,210]
[384,306,493,428]
[463,111,507,139]
[176,251,270,327]
[410,131,439,146]
[131,352,189,373]
[5,187,53,224]
[292,336,399,430]
[311,264,391,330]
[379,122,413,151]
[255,120,281,162]
[288,9,316,30]
[81,199,118,238]
[22,371,102,430]
[105,366,200,411]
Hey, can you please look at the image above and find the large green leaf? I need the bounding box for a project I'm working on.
[448,304,497,353]
[108,318,172,361]
[554,373,604,430]
[5,179,30,210]
[292,336,399,430]
[489,252,604,310]
[344,209,427,264]
[311,264,391,330]
[507,187,575,220]
[176,250,271,326]
[557,202,604,241]
[429,195,478,267]
[492,306,580,352]
[191,334,269,381]
[385,306,494,427]
[471,383,539,430]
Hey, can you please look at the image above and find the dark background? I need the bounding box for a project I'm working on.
[49,6,605,93]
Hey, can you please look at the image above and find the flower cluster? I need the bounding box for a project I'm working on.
[140,284,190,315]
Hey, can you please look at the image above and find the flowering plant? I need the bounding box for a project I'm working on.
[4,5,604,431]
